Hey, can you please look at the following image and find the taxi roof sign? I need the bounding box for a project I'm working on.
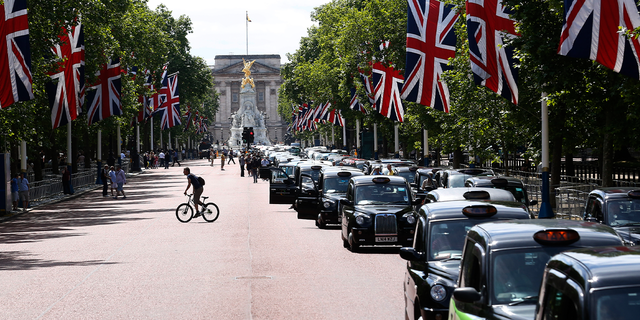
[311,165,323,170]
[372,177,390,184]
[462,205,497,217]
[337,171,352,177]
[533,229,580,245]
[490,178,508,187]
[463,190,491,200]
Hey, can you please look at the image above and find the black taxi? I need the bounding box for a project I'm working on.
[449,219,624,320]
[535,245,640,320]
[393,166,421,185]
[582,187,640,245]
[465,176,538,209]
[340,176,420,252]
[412,168,443,203]
[425,188,517,203]
[264,162,328,205]
[399,201,531,320]
[295,167,364,228]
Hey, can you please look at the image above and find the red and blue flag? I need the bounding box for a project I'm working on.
[0,0,33,109]
[86,59,122,125]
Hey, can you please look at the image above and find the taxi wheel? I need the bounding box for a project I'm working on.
[342,232,349,248]
[348,232,359,252]
[317,218,326,229]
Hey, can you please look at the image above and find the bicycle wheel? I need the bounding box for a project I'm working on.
[201,202,220,222]
[176,203,194,223]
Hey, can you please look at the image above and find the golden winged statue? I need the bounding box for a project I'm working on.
[241,58,255,89]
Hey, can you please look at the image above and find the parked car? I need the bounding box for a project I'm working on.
[340,176,420,252]
[399,201,531,320]
[465,176,538,209]
[435,168,495,188]
[535,245,640,320]
[294,167,365,228]
[582,187,640,245]
[449,220,624,320]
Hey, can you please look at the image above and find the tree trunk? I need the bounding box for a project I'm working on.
[453,148,462,169]
[602,106,615,187]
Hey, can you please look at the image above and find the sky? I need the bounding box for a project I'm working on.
[146,0,330,66]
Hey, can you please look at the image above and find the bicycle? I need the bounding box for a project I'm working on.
[176,194,220,223]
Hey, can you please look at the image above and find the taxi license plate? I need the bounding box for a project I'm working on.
[375,236,397,242]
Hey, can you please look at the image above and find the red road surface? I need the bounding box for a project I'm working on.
[0,159,406,319]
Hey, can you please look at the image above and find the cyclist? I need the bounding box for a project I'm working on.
[183,167,204,217]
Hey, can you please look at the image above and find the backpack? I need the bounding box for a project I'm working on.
[197,176,205,186]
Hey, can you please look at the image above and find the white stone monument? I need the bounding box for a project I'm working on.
[227,59,270,147]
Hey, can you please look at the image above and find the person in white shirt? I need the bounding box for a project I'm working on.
[159,151,165,168]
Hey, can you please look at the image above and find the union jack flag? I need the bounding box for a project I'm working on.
[402,0,458,113]
[149,65,167,111]
[154,74,181,130]
[327,109,345,127]
[0,0,33,109]
[183,105,193,132]
[86,59,122,125]
[372,62,405,122]
[559,0,640,79]
[350,88,367,113]
[358,68,376,104]
[466,0,519,104]
[47,23,84,129]
[136,94,152,123]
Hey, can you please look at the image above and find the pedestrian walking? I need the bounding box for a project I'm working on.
[239,155,245,177]
[251,157,260,183]
[61,167,72,194]
[220,152,226,170]
[246,156,253,177]
[10,173,19,211]
[101,165,110,197]
[143,153,149,169]
[113,166,127,199]
[172,150,181,167]
[227,150,235,164]
[164,151,171,169]
[17,172,29,211]
[109,166,117,196]
[159,150,165,168]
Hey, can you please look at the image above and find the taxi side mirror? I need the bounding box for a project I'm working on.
[340,199,354,207]
[529,200,538,206]
[410,183,418,188]
[399,247,424,261]
[412,198,423,205]
[453,287,482,303]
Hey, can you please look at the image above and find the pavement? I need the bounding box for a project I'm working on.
[0,157,406,320]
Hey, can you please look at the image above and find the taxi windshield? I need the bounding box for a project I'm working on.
[300,169,321,183]
[606,199,640,227]
[492,248,569,305]
[323,177,350,194]
[282,166,295,177]
[448,174,472,188]
[396,171,415,184]
[355,184,410,205]
[428,220,474,260]
[592,286,640,320]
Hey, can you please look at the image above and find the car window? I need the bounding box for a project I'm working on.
[355,184,410,205]
[592,286,640,320]
[606,199,640,227]
[540,280,580,320]
[323,177,350,194]
[491,248,568,305]
[428,220,473,260]
[396,171,415,183]
[271,170,289,183]
[459,240,482,291]
[503,186,527,205]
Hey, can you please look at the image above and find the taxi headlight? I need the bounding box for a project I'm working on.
[405,214,416,224]
[430,284,447,302]
[323,201,332,208]
[355,215,369,225]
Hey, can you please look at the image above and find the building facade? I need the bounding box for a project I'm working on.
[211,54,286,146]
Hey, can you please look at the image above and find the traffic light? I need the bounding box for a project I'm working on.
[242,127,249,143]
[248,127,254,144]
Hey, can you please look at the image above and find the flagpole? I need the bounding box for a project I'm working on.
[356,119,361,156]
[423,129,429,166]
[150,117,154,151]
[246,11,249,55]
[117,125,122,166]
[394,123,399,158]
[373,123,378,160]
[539,92,554,218]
